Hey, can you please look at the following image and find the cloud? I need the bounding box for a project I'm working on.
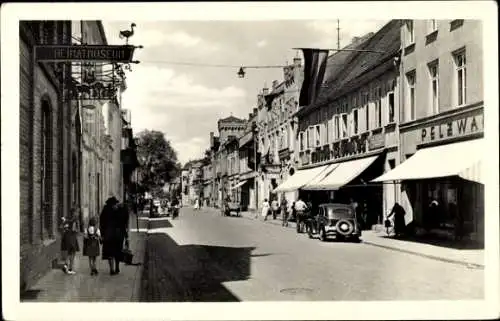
[171,136,208,164]
[257,39,268,48]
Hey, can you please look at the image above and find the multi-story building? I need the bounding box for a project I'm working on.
[120,109,140,204]
[201,162,213,206]
[277,21,401,229]
[374,19,484,244]
[238,109,259,211]
[19,20,74,291]
[211,116,246,207]
[255,58,303,208]
[75,21,116,225]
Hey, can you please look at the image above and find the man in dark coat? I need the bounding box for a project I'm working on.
[100,196,129,275]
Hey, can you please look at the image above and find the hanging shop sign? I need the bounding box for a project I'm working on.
[35,45,136,63]
[420,113,484,144]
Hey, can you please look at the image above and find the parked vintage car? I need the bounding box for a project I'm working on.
[307,203,361,242]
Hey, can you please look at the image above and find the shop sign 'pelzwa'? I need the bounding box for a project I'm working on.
[35,45,136,63]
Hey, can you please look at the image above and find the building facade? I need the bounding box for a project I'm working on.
[276,21,401,230]
[20,21,74,290]
[75,21,116,225]
[375,19,484,243]
[238,109,259,211]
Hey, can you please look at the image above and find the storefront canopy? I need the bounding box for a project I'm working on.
[301,164,338,190]
[231,180,248,190]
[273,165,329,193]
[303,155,379,191]
[372,139,484,184]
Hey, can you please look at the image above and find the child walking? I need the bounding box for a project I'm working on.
[83,217,101,275]
[60,210,80,275]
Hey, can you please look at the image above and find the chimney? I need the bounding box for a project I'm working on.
[262,87,269,95]
[272,80,279,89]
[253,108,258,115]
[248,113,253,120]
[210,131,214,146]
[293,57,301,67]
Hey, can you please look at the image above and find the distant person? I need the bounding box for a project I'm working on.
[171,197,180,219]
[387,202,406,238]
[271,198,279,220]
[261,198,270,221]
[294,198,308,233]
[281,196,289,227]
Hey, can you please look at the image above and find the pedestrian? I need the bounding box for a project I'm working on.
[100,196,129,275]
[280,196,289,227]
[83,217,101,275]
[261,198,270,221]
[171,196,180,219]
[294,198,308,233]
[60,209,80,275]
[290,201,297,223]
[271,198,279,220]
[387,202,406,237]
[194,197,200,210]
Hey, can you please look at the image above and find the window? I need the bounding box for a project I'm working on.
[353,109,359,134]
[454,49,466,106]
[334,116,340,140]
[375,87,382,128]
[388,92,395,123]
[299,132,305,151]
[315,125,321,147]
[362,92,369,131]
[341,114,348,138]
[428,19,438,33]
[405,20,414,44]
[406,71,416,120]
[428,61,439,114]
[41,101,52,239]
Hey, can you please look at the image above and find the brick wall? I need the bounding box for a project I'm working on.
[20,22,71,292]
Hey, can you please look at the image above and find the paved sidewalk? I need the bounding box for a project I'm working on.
[362,230,484,268]
[21,212,148,302]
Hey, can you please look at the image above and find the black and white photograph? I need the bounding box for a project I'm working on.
[2,2,499,320]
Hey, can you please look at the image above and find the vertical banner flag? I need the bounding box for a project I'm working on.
[299,49,329,107]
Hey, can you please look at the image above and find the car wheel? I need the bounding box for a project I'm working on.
[319,227,327,242]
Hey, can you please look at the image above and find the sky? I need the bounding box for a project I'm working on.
[102,19,389,165]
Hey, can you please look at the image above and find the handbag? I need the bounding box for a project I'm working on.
[121,239,134,265]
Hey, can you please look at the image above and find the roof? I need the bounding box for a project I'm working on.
[218,115,245,123]
[298,20,401,117]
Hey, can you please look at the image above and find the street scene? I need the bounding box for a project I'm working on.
[6,3,496,317]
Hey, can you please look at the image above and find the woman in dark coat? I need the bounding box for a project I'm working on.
[388,202,406,237]
[100,197,129,275]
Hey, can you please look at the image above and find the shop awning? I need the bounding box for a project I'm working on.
[273,165,329,192]
[372,139,484,183]
[231,180,248,190]
[459,160,483,184]
[304,155,379,190]
[301,164,339,190]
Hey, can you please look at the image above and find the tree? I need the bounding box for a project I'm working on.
[136,129,180,197]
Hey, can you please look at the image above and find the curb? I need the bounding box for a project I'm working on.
[362,240,484,269]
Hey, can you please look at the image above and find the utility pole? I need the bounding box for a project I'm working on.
[337,19,340,50]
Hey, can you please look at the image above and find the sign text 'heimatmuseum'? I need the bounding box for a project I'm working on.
[35,45,135,63]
